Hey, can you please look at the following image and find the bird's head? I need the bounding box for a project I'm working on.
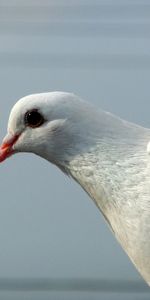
[0,92,96,169]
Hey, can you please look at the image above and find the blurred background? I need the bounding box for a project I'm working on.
[0,0,150,299]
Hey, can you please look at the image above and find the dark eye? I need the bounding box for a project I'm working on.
[24,109,44,128]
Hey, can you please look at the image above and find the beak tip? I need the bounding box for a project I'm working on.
[0,133,19,163]
[0,146,10,162]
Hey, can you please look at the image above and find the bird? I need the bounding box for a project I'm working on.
[0,91,150,285]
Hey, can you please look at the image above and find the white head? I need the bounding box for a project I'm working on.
[0,92,99,171]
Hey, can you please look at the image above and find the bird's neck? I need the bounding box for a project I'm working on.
[65,131,150,281]
[67,134,150,215]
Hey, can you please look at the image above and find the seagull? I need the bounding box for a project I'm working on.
[0,91,150,285]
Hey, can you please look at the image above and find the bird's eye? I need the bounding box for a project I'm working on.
[24,110,44,128]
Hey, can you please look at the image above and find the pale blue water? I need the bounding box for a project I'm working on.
[0,291,150,300]
[0,279,149,300]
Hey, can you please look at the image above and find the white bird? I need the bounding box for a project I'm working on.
[0,92,150,285]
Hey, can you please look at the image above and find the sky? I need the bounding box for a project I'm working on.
[0,0,150,287]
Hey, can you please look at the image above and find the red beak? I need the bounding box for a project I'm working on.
[0,133,19,162]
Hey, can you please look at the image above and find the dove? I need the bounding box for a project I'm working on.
[0,91,150,285]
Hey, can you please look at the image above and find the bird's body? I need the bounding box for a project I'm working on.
[0,92,150,284]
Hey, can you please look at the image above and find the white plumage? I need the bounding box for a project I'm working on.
[1,91,150,284]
